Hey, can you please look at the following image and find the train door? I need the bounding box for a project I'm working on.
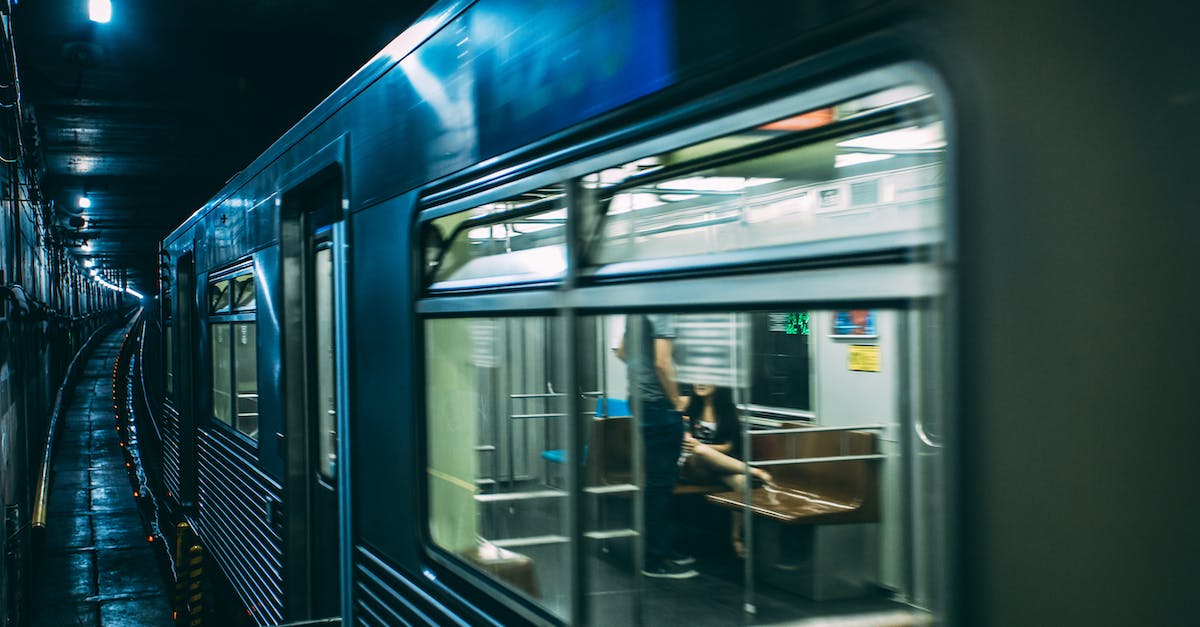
[280,171,342,621]
[177,251,199,507]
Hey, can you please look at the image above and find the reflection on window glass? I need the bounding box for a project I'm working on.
[208,269,258,440]
[209,280,230,313]
[576,310,902,625]
[426,316,569,619]
[165,325,174,398]
[234,322,258,438]
[587,87,943,266]
[232,274,256,311]
[211,324,231,426]
[425,186,566,289]
[315,247,337,480]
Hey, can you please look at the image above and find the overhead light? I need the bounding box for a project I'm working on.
[836,123,947,151]
[83,259,95,268]
[657,176,782,193]
[81,240,92,251]
[89,0,113,24]
[125,287,144,300]
[835,153,895,168]
[77,195,92,209]
[89,268,98,276]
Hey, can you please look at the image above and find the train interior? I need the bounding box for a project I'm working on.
[423,85,946,625]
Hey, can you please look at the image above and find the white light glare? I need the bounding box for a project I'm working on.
[836,122,946,151]
[89,0,113,24]
[125,287,144,299]
[657,177,782,193]
[83,259,95,268]
[77,195,92,209]
[835,153,895,168]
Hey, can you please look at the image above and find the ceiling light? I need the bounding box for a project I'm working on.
[77,195,92,209]
[837,123,946,151]
[835,153,895,168]
[83,259,95,268]
[89,0,113,24]
[657,177,782,193]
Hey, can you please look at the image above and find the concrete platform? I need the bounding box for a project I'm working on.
[32,327,174,627]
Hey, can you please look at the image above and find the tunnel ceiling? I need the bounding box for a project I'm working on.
[14,0,434,295]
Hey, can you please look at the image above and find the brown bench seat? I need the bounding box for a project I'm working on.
[705,429,880,525]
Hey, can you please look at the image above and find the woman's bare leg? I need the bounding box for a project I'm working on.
[691,444,772,484]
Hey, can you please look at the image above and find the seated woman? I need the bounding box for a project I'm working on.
[677,384,771,557]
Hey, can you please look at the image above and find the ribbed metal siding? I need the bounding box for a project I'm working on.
[196,428,285,626]
[354,547,468,627]
[160,405,181,499]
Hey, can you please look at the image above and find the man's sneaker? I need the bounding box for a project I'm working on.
[642,560,699,579]
[667,551,696,566]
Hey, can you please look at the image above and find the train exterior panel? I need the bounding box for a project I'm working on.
[147,0,1200,626]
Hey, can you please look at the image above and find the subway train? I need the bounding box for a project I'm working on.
[140,0,1198,625]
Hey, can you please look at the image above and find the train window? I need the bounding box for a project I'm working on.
[209,279,231,313]
[420,73,948,625]
[314,245,337,480]
[233,322,259,438]
[165,324,174,398]
[208,268,259,440]
[424,185,566,291]
[232,274,255,311]
[425,315,570,620]
[748,312,813,417]
[211,324,232,426]
[585,87,943,270]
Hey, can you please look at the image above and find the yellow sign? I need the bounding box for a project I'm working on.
[848,345,880,372]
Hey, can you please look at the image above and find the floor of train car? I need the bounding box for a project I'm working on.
[481,482,909,625]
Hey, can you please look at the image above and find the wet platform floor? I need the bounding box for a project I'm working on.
[32,326,173,626]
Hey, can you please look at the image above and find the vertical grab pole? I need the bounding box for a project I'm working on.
[563,179,586,625]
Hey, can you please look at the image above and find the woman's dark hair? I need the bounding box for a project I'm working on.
[685,386,739,446]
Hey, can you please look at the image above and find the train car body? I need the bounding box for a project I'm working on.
[153,1,1198,625]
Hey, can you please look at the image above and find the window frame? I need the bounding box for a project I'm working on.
[414,62,954,625]
[206,260,261,443]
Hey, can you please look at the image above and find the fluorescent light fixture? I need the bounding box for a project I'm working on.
[89,0,112,24]
[77,195,92,209]
[657,177,781,192]
[125,287,144,299]
[835,152,895,168]
[836,123,946,151]
[83,259,95,268]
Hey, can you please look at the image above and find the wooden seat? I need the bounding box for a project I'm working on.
[464,542,539,597]
[706,430,880,525]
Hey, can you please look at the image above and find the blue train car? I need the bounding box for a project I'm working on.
[151,1,1198,625]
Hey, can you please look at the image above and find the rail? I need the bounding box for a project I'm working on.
[33,308,136,529]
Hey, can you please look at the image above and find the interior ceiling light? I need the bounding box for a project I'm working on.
[77,195,92,209]
[836,123,947,151]
[89,0,113,24]
[835,153,895,168]
[83,259,95,268]
[657,176,782,193]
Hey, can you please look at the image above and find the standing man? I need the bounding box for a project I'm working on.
[620,314,698,579]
